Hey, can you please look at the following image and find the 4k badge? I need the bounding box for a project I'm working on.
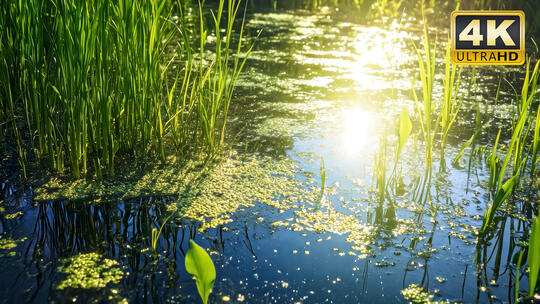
[451,11,525,65]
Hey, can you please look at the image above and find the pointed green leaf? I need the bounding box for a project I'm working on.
[493,175,517,211]
[185,239,216,304]
[480,175,517,233]
[452,134,474,167]
[397,109,412,158]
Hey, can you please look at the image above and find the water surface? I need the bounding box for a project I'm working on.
[0,10,530,304]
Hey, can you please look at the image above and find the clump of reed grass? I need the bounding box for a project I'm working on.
[409,8,437,204]
[409,4,464,204]
[479,59,540,236]
[195,0,255,154]
[439,36,463,170]
[0,0,253,180]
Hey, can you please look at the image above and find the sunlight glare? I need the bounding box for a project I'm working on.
[340,108,377,156]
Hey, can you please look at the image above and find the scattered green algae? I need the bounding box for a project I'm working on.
[0,237,18,251]
[4,211,23,219]
[254,117,304,138]
[175,155,318,231]
[35,153,318,231]
[401,284,454,304]
[272,200,418,257]
[0,235,27,257]
[56,253,124,290]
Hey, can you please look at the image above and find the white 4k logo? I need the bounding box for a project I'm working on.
[459,19,515,46]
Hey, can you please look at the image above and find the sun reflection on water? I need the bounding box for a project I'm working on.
[339,107,379,157]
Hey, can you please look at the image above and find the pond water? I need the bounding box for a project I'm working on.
[0,10,533,304]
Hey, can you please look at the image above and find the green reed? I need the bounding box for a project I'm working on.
[195,0,255,154]
[0,59,27,181]
[533,104,540,177]
[0,0,53,179]
[452,67,481,175]
[383,109,412,195]
[409,8,436,204]
[151,211,176,253]
[479,59,540,235]
[0,0,251,179]
[439,38,463,171]
[374,132,388,224]
[319,158,326,203]
[409,5,468,204]
[372,128,401,225]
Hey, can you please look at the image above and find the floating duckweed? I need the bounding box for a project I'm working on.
[401,284,453,304]
[4,211,23,219]
[177,155,316,231]
[417,251,431,258]
[35,153,308,199]
[472,214,482,220]
[56,253,124,290]
[374,261,395,267]
[272,221,289,227]
[254,117,303,137]
[295,151,319,163]
[276,203,416,255]
[0,236,18,250]
[435,277,446,283]
[0,235,27,257]
[35,153,317,232]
